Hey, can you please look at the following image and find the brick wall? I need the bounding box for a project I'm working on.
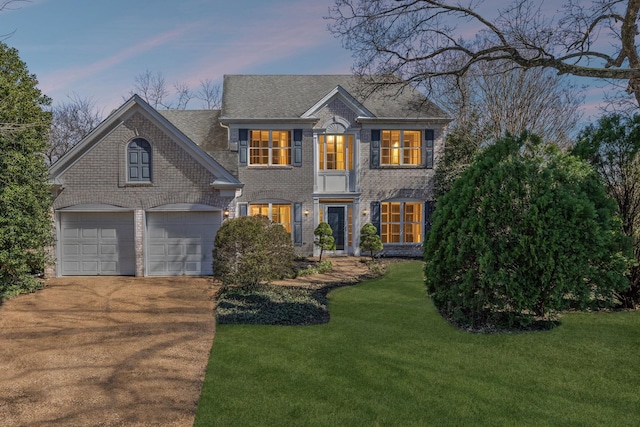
[358,126,445,258]
[53,112,232,211]
[230,128,315,254]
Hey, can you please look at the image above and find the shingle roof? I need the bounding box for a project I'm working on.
[221,74,449,120]
[158,109,238,177]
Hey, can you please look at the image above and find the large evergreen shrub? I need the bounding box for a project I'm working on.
[424,133,633,330]
[213,216,294,287]
[0,42,52,298]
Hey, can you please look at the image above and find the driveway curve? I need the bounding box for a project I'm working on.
[0,276,219,427]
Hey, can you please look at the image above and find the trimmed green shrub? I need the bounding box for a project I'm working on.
[314,222,335,261]
[213,215,294,287]
[359,222,382,260]
[424,133,633,330]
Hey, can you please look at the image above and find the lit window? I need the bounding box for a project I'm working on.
[250,203,292,233]
[381,201,422,243]
[250,131,291,165]
[381,130,422,166]
[127,138,151,182]
[319,134,353,170]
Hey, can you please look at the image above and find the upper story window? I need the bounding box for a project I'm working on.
[250,203,292,233]
[318,134,354,171]
[381,130,421,166]
[381,201,422,244]
[250,130,291,165]
[127,138,151,182]
[371,129,434,169]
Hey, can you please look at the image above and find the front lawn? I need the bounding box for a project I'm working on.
[195,262,640,426]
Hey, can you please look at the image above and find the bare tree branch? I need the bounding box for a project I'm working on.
[328,0,640,108]
[174,81,193,110]
[196,79,222,109]
[46,94,103,165]
[130,70,170,109]
[129,71,222,110]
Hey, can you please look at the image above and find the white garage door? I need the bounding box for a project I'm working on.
[60,211,136,276]
[146,211,220,276]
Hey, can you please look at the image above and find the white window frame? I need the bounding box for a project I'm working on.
[380,130,422,166]
[381,200,423,244]
[249,202,293,234]
[249,130,292,166]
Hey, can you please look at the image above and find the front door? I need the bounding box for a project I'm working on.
[327,206,345,250]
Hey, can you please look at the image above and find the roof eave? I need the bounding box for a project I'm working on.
[219,117,319,125]
[356,116,452,125]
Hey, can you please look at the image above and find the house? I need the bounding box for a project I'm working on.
[48,75,450,277]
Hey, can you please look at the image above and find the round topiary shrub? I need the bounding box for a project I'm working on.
[213,215,294,287]
[359,222,382,260]
[424,133,633,330]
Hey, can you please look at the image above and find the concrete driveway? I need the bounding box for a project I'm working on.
[0,276,219,427]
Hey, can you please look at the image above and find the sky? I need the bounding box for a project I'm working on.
[0,0,618,123]
[0,0,354,112]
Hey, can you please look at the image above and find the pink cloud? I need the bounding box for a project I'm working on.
[39,20,205,94]
[180,2,346,85]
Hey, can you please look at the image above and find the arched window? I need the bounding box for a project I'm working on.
[127,138,151,182]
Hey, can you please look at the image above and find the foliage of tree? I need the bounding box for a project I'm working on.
[433,120,483,199]
[329,0,640,107]
[573,114,640,308]
[359,222,382,260]
[424,133,633,330]
[46,94,103,165]
[129,70,221,110]
[313,222,335,262]
[0,42,52,297]
[213,216,294,287]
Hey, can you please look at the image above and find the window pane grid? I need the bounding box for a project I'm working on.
[249,130,291,165]
[381,202,422,244]
[250,204,269,217]
[381,130,422,166]
[319,134,353,171]
[249,203,291,234]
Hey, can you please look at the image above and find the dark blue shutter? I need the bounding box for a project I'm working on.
[371,201,381,235]
[293,129,303,167]
[239,129,248,166]
[293,202,303,246]
[370,130,380,168]
[425,129,434,169]
[424,200,434,237]
[238,203,248,217]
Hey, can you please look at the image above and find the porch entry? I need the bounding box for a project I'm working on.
[319,200,353,254]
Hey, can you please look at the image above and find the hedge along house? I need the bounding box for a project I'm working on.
[48,75,449,277]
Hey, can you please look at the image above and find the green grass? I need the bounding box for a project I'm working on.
[195,262,640,426]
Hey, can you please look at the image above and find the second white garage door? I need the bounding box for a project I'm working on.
[146,211,221,276]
